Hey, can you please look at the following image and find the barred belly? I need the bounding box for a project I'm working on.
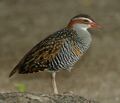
[49,40,82,71]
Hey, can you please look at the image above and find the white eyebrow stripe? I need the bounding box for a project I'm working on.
[73,17,93,22]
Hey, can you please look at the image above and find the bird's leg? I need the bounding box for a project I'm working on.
[51,72,58,94]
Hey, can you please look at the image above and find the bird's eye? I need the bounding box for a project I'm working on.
[83,19,89,23]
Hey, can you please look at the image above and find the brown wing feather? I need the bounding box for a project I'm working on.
[9,30,67,77]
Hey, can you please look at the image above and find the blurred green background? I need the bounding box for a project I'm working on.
[0,0,120,103]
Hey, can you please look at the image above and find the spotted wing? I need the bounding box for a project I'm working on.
[9,28,73,77]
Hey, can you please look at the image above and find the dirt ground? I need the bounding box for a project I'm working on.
[0,0,120,103]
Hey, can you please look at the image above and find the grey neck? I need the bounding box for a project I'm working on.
[72,24,92,53]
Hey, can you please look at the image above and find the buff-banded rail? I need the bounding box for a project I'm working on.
[9,14,100,94]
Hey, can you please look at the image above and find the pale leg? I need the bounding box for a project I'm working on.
[51,72,58,94]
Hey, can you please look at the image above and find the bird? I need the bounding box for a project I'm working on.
[9,14,100,94]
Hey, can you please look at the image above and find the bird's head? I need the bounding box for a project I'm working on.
[68,14,100,30]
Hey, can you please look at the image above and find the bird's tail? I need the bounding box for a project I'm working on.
[9,65,18,77]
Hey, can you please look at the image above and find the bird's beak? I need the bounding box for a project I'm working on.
[90,22,101,29]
